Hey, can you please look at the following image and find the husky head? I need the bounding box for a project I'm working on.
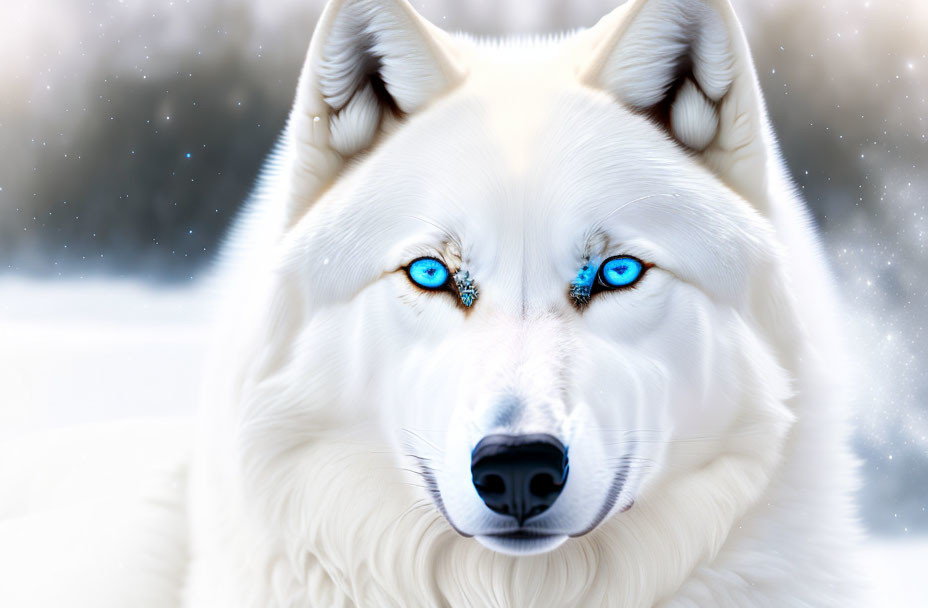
[235,0,800,580]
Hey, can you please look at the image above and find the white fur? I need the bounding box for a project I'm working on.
[671,78,719,150]
[591,0,733,107]
[184,0,866,605]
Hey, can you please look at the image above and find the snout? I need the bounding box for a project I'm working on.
[471,434,568,525]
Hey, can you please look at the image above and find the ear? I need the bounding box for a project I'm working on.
[579,0,771,209]
[286,0,465,226]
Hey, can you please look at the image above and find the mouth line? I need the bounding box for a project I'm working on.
[486,529,563,540]
[569,454,633,537]
[475,531,569,555]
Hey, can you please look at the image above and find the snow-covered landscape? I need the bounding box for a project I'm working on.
[0,279,210,439]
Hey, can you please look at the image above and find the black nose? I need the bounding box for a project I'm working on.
[471,434,568,524]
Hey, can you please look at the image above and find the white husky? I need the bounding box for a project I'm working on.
[185,0,865,605]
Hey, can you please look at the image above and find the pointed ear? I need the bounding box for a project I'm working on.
[579,0,771,209]
[286,0,465,226]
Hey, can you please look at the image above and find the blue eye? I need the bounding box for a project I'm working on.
[407,257,450,290]
[599,256,644,288]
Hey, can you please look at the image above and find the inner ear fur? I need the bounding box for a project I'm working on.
[286,0,464,226]
[580,0,772,209]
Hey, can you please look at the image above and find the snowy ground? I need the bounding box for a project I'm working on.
[0,278,211,439]
[1,277,926,604]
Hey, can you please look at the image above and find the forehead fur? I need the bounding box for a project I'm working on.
[287,34,776,311]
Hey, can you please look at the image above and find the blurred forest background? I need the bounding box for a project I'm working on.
[0,0,925,534]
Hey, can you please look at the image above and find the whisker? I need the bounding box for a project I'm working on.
[396,214,455,240]
[390,481,430,490]
[387,498,433,530]
[401,427,444,454]
[599,427,774,446]
[589,193,679,233]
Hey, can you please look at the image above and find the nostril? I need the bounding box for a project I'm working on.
[529,472,558,497]
[476,473,506,494]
